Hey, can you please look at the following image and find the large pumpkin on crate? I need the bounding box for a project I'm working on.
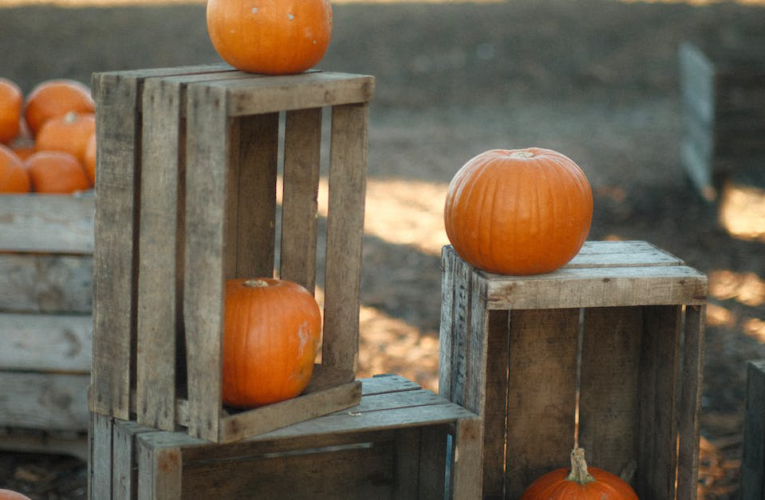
[223,278,322,407]
[207,0,333,75]
[521,448,638,500]
[444,147,593,276]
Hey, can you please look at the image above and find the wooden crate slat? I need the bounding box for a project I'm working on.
[565,246,683,268]
[445,252,472,406]
[451,417,483,500]
[137,77,184,431]
[183,83,229,441]
[90,413,114,500]
[0,428,87,461]
[208,72,375,116]
[361,374,421,396]
[322,103,369,372]
[482,310,510,499]
[636,306,682,499]
[138,437,183,500]
[279,107,323,292]
[113,420,156,500]
[394,427,421,498]
[0,372,89,431]
[505,308,579,498]
[0,194,94,254]
[438,246,457,401]
[0,312,91,372]
[230,112,279,279]
[418,425,448,500]
[741,360,765,500]
[578,307,642,477]
[677,305,705,500]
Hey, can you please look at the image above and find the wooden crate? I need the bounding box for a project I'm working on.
[439,240,707,500]
[679,38,765,201]
[89,64,374,443]
[740,360,765,499]
[0,193,94,453]
[89,375,482,500]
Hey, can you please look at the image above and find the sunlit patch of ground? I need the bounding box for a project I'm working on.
[718,183,765,243]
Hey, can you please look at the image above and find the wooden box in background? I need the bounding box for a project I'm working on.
[439,240,707,499]
[0,193,94,459]
[89,65,374,444]
[679,38,765,201]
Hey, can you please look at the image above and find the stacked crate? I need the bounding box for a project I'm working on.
[439,240,707,499]
[88,64,482,499]
[0,193,94,459]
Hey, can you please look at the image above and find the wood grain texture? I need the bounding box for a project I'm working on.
[741,359,765,500]
[183,83,229,441]
[0,312,91,372]
[280,107,322,292]
[113,420,156,500]
[578,307,642,477]
[446,253,472,407]
[482,310,509,500]
[505,308,579,499]
[89,413,113,500]
[136,77,183,431]
[322,103,369,372]
[438,246,457,401]
[0,194,94,254]
[0,372,89,431]
[451,417,483,500]
[137,437,183,500]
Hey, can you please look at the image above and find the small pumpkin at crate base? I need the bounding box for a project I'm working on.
[207,0,332,75]
[35,111,96,166]
[444,147,593,276]
[0,144,31,193]
[223,278,322,407]
[521,447,638,500]
[26,150,90,194]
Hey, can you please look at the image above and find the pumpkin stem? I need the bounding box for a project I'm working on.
[566,447,597,485]
[509,150,534,159]
[243,279,269,288]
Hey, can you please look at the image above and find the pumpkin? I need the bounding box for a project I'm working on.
[26,151,90,194]
[24,79,95,137]
[0,78,23,145]
[521,447,638,500]
[0,145,31,193]
[35,112,96,166]
[444,147,593,275]
[0,489,32,500]
[84,131,96,186]
[223,278,322,407]
[207,0,332,75]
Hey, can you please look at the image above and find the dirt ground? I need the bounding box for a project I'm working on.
[1,0,764,497]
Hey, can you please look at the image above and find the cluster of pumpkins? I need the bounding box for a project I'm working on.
[0,78,96,195]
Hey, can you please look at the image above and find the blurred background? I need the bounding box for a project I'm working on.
[1,0,764,497]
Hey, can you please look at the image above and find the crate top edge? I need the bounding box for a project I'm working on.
[91,63,235,95]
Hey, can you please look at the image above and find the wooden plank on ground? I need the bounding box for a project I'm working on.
[0,372,89,431]
[322,103,368,372]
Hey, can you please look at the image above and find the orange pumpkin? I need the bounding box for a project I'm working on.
[26,151,90,194]
[24,79,95,137]
[0,145,31,193]
[207,0,332,75]
[0,78,23,144]
[444,147,592,275]
[521,448,638,500]
[84,131,96,186]
[223,278,322,407]
[35,112,96,166]
[0,489,32,500]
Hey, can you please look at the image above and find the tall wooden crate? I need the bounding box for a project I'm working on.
[439,240,707,499]
[89,64,374,443]
[0,193,94,459]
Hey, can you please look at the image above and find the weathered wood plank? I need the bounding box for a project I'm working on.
[113,420,156,500]
[505,308,579,498]
[0,312,91,372]
[322,103,369,372]
[438,246,457,401]
[0,427,87,461]
[136,77,183,431]
[741,359,765,500]
[361,374,420,396]
[89,413,113,500]
[447,253,472,407]
[0,372,89,431]
[418,425,448,500]
[482,310,509,499]
[0,254,92,313]
[183,83,229,441]
[0,194,94,254]
[279,107,322,292]
[137,437,183,500]
[451,417,483,500]
[579,307,642,478]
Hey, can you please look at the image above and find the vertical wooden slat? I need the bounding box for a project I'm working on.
[136,78,182,431]
[579,307,642,476]
[394,427,421,498]
[637,305,682,500]
[232,112,279,279]
[482,310,509,500]
[323,103,368,372]
[451,417,483,500]
[137,440,183,500]
[280,107,322,292]
[90,73,141,419]
[438,247,457,400]
[741,360,765,500]
[505,308,579,499]
[113,421,156,500]
[419,425,448,500]
[90,413,114,500]
[447,255,472,407]
[677,305,705,500]
[184,84,229,441]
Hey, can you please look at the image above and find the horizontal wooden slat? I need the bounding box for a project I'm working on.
[0,312,91,372]
[0,428,88,460]
[361,374,421,396]
[567,241,683,268]
[0,372,89,431]
[199,72,375,116]
[0,194,94,254]
[0,254,92,313]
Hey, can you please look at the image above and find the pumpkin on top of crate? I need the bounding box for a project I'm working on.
[206,0,333,75]
[444,147,593,276]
